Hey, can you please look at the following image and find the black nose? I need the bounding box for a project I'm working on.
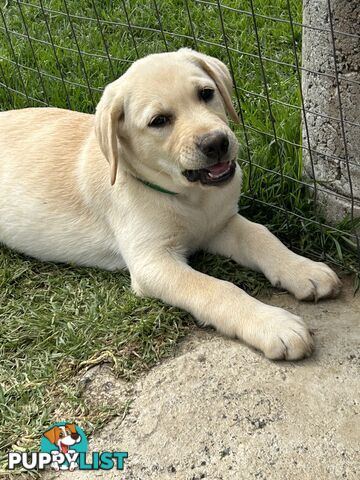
[198,131,229,162]
[71,433,79,440]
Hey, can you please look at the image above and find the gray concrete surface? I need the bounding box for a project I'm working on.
[302,0,360,223]
[48,276,359,480]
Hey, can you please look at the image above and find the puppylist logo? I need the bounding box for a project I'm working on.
[8,422,128,472]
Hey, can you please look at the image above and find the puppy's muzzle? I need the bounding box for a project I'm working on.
[183,130,236,186]
[197,130,229,163]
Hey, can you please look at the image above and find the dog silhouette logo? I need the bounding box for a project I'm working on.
[41,422,88,471]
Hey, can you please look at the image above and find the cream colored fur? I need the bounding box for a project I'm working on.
[0,49,341,360]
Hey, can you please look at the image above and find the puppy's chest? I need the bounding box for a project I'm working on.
[181,192,238,251]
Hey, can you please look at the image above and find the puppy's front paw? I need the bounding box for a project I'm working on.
[277,259,341,302]
[69,463,78,472]
[250,306,314,361]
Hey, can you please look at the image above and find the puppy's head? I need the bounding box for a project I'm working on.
[43,424,81,453]
[95,49,239,189]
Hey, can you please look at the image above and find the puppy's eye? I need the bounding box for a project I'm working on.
[149,115,171,128]
[199,88,214,102]
[59,432,64,438]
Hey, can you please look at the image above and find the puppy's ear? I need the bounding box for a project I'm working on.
[95,80,124,186]
[43,426,61,445]
[65,423,76,434]
[179,48,239,124]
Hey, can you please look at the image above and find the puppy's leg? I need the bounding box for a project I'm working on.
[130,254,313,360]
[206,214,341,301]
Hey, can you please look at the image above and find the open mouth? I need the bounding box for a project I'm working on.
[59,442,69,454]
[182,161,236,186]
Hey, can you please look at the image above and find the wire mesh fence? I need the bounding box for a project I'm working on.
[0,0,359,277]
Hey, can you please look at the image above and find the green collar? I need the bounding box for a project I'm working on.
[136,177,178,196]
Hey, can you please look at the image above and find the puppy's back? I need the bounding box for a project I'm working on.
[0,107,117,266]
[0,107,93,188]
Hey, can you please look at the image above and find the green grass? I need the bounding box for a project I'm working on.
[0,0,359,475]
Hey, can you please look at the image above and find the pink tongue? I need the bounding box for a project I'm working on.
[207,162,230,175]
[60,443,69,454]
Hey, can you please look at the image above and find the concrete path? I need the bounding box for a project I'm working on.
[48,276,360,480]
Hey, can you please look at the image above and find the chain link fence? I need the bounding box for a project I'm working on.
[0,0,359,278]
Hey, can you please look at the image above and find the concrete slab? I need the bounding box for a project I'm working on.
[48,276,360,480]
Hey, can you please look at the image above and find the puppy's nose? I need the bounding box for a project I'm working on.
[71,433,80,440]
[198,131,229,161]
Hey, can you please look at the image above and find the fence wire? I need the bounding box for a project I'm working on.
[0,0,359,275]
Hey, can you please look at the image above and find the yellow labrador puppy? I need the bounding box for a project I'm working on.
[0,49,341,360]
